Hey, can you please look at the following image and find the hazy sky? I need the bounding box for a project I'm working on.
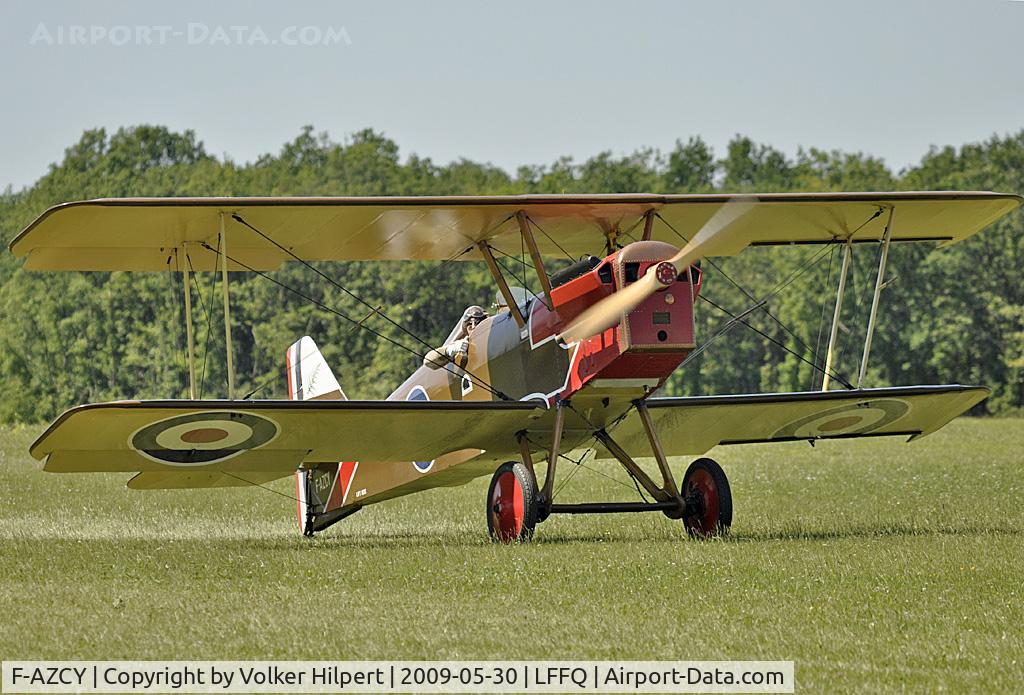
[2,0,1022,191]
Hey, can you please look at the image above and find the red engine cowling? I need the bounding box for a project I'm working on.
[545,241,702,397]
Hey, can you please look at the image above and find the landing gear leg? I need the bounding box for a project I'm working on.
[636,401,685,518]
[537,399,567,521]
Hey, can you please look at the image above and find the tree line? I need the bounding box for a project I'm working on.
[0,124,1020,422]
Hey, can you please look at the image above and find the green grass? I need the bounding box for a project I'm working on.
[1,419,1022,692]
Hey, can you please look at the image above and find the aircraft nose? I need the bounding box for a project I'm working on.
[654,261,677,287]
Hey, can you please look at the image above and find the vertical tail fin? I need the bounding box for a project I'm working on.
[287,336,355,535]
[286,336,346,401]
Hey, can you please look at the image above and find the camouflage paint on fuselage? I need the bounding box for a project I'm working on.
[313,241,700,516]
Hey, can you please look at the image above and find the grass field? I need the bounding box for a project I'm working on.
[1,418,1021,692]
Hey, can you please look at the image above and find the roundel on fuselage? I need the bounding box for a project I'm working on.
[406,386,434,473]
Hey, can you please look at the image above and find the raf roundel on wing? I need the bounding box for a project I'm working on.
[130,411,279,465]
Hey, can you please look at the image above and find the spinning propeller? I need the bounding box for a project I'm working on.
[558,197,758,344]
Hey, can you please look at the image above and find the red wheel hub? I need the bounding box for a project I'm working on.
[685,468,720,535]
[490,471,525,542]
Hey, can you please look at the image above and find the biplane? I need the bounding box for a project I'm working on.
[9,192,1021,541]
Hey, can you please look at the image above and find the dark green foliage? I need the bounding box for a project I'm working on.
[1,126,1020,421]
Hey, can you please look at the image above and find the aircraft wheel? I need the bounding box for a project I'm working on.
[486,461,538,543]
[681,457,732,538]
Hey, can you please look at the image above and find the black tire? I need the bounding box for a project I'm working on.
[486,461,539,543]
[681,457,732,538]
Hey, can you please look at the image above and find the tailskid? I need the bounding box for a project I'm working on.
[296,464,362,536]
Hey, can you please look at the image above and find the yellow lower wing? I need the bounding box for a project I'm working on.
[127,470,293,490]
[31,400,542,476]
[600,385,989,458]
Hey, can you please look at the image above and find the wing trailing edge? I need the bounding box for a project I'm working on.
[30,399,543,475]
[597,384,989,459]
[11,192,1020,270]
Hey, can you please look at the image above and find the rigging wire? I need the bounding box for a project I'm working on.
[678,298,770,366]
[514,219,557,309]
[674,260,854,389]
[552,451,652,503]
[237,248,473,399]
[203,231,512,509]
[220,471,302,504]
[229,214,508,400]
[552,443,602,493]
[655,209,884,387]
[525,432,639,501]
[233,215,454,355]
[524,215,576,261]
[234,211,508,334]
[656,208,882,364]
[655,212,811,349]
[564,401,652,503]
[489,246,533,270]
[494,255,531,291]
[692,294,855,389]
[518,402,652,504]
[347,243,478,332]
[490,248,553,312]
[619,214,648,241]
[197,241,510,401]
[242,371,287,400]
[241,338,367,400]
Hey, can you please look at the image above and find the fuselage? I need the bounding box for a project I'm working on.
[339,241,703,507]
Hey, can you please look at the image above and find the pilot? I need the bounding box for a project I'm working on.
[423,306,487,370]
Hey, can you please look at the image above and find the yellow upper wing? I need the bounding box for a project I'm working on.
[10,192,1021,271]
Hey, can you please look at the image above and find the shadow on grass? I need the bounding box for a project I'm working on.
[309,521,1024,547]
[234,523,1024,549]
[728,521,1024,543]
[6,519,1021,551]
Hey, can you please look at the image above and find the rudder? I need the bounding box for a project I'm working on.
[286,336,346,402]
[287,336,357,535]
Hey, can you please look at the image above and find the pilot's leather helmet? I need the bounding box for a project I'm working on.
[462,305,487,334]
